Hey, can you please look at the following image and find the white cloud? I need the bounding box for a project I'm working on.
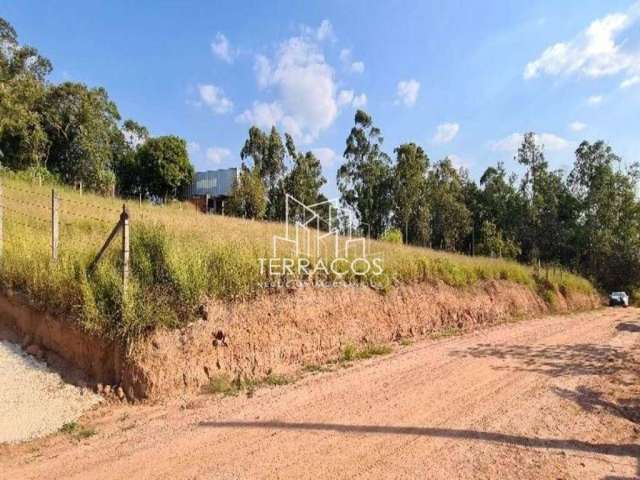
[235,101,284,129]
[240,23,361,143]
[621,75,640,88]
[395,79,420,107]
[187,141,201,156]
[339,48,351,63]
[538,133,570,150]
[587,95,603,105]
[490,132,570,152]
[313,147,337,167]
[569,121,587,132]
[255,55,272,89]
[524,4,640,81]
[337,89,354,106]
[206,147,231,164]
[211,32,233,63]
[447,154,470,170]
[491,133,524,152]
[316,19,334,42]
[352,93,367,108]
[337,90,367,108]
[197,84,233,114]
[339,48,365,74]
[350,61,365,74]
[302,19,334,42]
[432,122,460,144]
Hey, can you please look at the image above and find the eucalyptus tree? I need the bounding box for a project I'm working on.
[425,157,472,251]
[240,126,286,219]
[337,110,393,238]
[392,142,429,244]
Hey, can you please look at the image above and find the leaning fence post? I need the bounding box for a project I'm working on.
[0,179,3,259]
[51,189,59,260]
[121,205,129,294]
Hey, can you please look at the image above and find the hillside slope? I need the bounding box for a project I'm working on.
[0,175,596,342]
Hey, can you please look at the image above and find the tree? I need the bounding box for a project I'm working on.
[426,157,472,250]
[228,166,267,219]
[477,220,521,259]
[392,143,429,244]
[514,133,579,263]
[0,17,52,83]
[240,126,286,219]
[112,120,150,197]
[284,150,327,222]
[478,163,524,242]
[516,132,551,260]
[136,136,194,201]
[0,18,50,170]
[568,141,640,290]
[122,119,149,149]
[0,75,48,170]
[41,82,122,193]
[337,110,393,238]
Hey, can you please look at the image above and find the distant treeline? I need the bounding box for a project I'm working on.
[2,17,638,293]
[232,109,640,295]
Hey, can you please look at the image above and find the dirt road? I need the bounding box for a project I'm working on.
[2,308,640,479]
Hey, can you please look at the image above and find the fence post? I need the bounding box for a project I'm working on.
[0,179,3,259]
[121,205,129,294]
[51,189,59,261]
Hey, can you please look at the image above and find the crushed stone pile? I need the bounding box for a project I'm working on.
[0,340,101,443]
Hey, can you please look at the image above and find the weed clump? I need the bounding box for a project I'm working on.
[341,343,392,362]
[60,421,96,440]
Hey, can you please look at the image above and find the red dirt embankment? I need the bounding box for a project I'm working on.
[121,281,599,399]
[0,281,599,400]
[0,293,123,386]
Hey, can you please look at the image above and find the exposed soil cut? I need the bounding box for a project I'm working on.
[124,280,599,399]
[0,281,599,400]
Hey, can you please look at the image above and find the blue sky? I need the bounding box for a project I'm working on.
[5,1,640,198]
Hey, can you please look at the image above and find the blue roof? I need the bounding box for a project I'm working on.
[186,168,237,197]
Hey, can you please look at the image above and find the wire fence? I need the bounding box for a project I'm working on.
[0,180,131,292]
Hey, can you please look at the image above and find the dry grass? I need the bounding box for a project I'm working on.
[0,173,595,341]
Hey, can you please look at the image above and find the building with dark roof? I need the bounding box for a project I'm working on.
[185,167,237,214]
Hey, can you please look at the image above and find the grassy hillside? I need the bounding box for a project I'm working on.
[0,174,595,341]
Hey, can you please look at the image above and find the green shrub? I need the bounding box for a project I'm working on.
[380,228,403,244]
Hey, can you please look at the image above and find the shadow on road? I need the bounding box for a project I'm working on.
[616,322,640,333]
[553,386,640,424]
[199,420,640,467]
[449,343,635,377]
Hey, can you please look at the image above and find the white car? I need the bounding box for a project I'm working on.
[609,291,629,307]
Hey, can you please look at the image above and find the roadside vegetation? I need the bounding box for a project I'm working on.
[0,173,593,343]
[203,342,394,397]
[60,421,96,441]
[202,372,294,397]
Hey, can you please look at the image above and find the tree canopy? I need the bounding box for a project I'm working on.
[0,17,193,200]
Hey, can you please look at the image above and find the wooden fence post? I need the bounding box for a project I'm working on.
[121,205,129,294]
[51,189,59,260]
[0,179,3,259]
